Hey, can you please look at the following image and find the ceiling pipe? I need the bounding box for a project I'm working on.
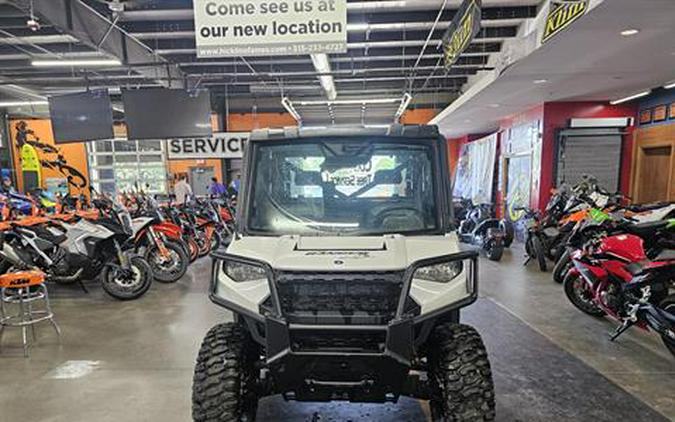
[128,19,524,41]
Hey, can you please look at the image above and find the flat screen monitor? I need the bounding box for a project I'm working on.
[122,88,212,140]
[48,89,114,144]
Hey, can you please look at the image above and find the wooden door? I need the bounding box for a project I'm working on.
[635,145,671,203]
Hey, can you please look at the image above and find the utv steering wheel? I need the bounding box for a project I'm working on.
[372,206,426,230]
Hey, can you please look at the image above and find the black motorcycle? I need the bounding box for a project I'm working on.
[457,202,513,261]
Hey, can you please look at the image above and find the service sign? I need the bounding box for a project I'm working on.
[542,0,589,43]
[443,0,482,69]
[167,132,248,160]
[193,0,347,57]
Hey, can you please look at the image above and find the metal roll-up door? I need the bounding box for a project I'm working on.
[555,128,625,192]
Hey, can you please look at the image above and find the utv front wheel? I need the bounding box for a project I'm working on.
[192,323,259,422]
[428,323,495,422]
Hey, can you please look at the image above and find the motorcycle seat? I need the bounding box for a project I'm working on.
[654,249,675,262]
[625,220,669,238]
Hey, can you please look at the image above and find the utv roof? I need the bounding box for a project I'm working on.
[249,124,440,142]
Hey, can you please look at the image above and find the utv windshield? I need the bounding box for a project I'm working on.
[247,138,440,236]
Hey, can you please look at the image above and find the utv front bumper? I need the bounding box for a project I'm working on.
[209,250,478,402]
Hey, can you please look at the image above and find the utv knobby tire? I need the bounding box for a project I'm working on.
[428,323,495,422]
[193,323,259,422]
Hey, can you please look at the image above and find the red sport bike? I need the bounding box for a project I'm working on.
[564,220,675,356]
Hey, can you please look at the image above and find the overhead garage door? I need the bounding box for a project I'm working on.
[555,128,624,192]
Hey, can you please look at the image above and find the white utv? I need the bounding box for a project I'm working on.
[192,125,495,421]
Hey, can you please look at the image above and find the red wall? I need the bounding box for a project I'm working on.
[540,102,636,208]
[448,101,637,211]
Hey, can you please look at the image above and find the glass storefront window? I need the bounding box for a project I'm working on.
[87,139,168,195]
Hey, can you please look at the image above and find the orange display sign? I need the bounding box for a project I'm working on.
[653,105,667,122]
[639,109,652,125]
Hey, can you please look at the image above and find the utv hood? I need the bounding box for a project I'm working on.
[226,234,463,271]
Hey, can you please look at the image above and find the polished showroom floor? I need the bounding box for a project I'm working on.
[0,245,672,422]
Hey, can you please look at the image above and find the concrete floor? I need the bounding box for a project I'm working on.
[0,245,673,421]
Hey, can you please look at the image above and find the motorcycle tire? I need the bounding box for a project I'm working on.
[500,220,515,248]
[101,255,153,301]
[197,234,213,258]
[532,236,548,272]
[210,231,223,253]
[552,249,572,284]
[185,237,200,263]
[486,239,504,261]
[145,241,189,283]
[563,272,605,317]
[659,295,675,357]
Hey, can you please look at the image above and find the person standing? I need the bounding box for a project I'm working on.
[230,173,241,195]
[1,176,16,195]
[174,175,193,205]
[209,177,227,198]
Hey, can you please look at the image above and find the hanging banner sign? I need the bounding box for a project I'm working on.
[542,0,589,43]
[193,0,347,57]
[167,132,248,160]
[443,0,482,69]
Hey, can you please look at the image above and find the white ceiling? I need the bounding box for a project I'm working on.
[433,0,675,137]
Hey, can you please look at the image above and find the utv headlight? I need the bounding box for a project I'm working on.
[223,261,267,282]
[414,261,463,283]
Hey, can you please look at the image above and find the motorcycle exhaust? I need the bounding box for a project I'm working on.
[49,268,84,283]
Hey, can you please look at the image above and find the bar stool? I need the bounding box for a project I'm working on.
[0,270,61,357]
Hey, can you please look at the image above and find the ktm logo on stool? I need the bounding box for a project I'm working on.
[8,279,30,287]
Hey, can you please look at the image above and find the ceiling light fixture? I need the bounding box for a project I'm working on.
[310,53,337,101]
[533,79,548,84]
[620,28,640,36]
[297,98,400,106]
[664,81,675,90]
[0,100,49,107]
[281,97,302,123]
[394,92,413,122]
[31,58,122,67]
[609,90,651,105]
[488,103,500,108]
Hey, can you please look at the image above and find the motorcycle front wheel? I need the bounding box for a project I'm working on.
[563,272,605,317]
[145,241,189,283]
[101,255,152,300]
[532,236,548,272]
[659,295,675,357]
[485,238,504,261]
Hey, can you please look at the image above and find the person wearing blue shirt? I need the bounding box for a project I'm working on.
[209,177,227,197]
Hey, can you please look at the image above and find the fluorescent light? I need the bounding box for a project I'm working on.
[310,53,337,101]
[533,79,548,84]
[298,98,400,106]
[620,28,639,36]
[281,97,302,123]
[610,90,650,105]
[32,58,122,67]
[664,81,675,90]
[0,100,48,107]
[488,103,500,108]
[394,92,412,121]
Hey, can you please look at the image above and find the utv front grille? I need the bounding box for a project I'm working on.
[274,271,405,325]
[290,329,387,353]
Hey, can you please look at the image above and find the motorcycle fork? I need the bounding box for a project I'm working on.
[148,227,170,259]
[114,240,129,269]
